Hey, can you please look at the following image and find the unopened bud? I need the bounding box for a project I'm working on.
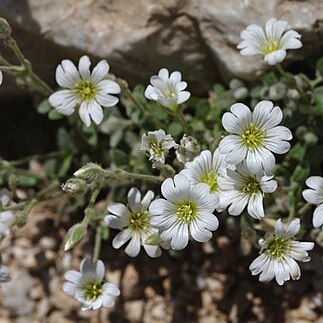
[144,233,162,245]
[64,223,87,251]
[0,265,11,283]
[176,134,200,164]
[0,18,11,39]
[74,163,104,182]
[61,178,87,194]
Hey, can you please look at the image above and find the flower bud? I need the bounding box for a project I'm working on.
[74,163,104,182]
[0,18,11,39]
[64,223,87,251]
[144,233,162,245]
[0,265,11,283]
[61,178,87,194]
[176,134,200,164]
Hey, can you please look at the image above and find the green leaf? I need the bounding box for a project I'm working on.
[57,127,74,152]
[109,149,127,166]
[110,129,124,148]
[261,72,278,85]
[19,174,39,186]
[37,99,52,114]
[101,227,110,240]
[149,103,168,120]
[291,165,310,183]
[82,124,98,147]
[287,143,306,162]
[48,109,63,120]
[316,56,323,77]
[58,154,73,177]
[44,158,57,177]
[168,122,182,136]
[195,99,210,121]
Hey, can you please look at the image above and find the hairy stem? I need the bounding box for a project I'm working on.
[104,169,163,183]
[93,226,102,263]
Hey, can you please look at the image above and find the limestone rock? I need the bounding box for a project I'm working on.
[0,0,323,94]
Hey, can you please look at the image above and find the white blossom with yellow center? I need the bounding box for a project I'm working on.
[144,68,190,109]
[219,100,292,175]
[63,259,120,311]
[149,174,219,250]
[105,187,162,258]
[249,218,314,285]
[49,55,120,127]
[237,18,302,65]
[180,149,232,212]
[218,163,277,219]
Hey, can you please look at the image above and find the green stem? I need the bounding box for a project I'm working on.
[104,169,163,183]
[9,150,63,167]
[93,226,102,263]
[2,37,53,96]
[117,78,147,115]
[0,181,61,212]
[175,107,190,134]
[0,65,24,73]
[83,186,101,225]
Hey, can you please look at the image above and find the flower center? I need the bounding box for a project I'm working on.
[261,236,291,259]
[261,39,281,55]
[83,280,103,300]
[128,211,149,232]
[164,89,176,98]
[149,141,163,157]
[242,175,260,195]
[241,123,265,150]
[176,201,197,223]
[74,80,97,101]
[200,171,218,193]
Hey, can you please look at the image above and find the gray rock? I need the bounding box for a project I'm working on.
[0,0,323,94]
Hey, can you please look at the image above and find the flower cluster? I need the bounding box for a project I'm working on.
[0,16,319,314]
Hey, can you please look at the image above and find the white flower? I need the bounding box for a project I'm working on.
[144,68,190,109]
[62,259,120,311]
[237,18,302,65]
[49,55,120,127]
[0,265,11,283]
[249,218,314,285]
[302,176,323,228]
[149,174,219,250]
[0,189,14,236]
[180,149,231,211]
[140,129,178,168]
[0,70,3,85]
[219,100,292,174]
[218,163,277,219]
[105,188,162,258]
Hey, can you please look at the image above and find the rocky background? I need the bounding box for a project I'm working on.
[1,1,323,322]
[0,198,322,323]
[1,0,323,95]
